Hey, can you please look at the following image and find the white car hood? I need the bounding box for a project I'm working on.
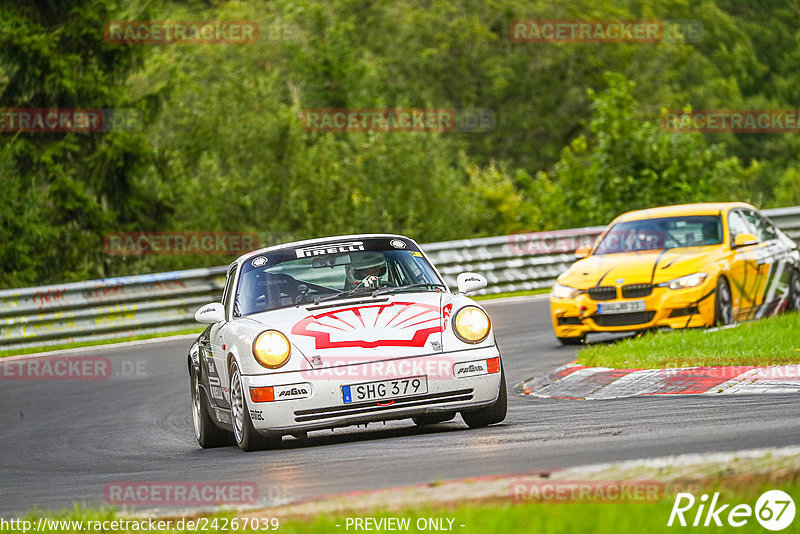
[243,292,452,368]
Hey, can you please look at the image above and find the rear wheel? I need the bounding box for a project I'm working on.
[230,362,281,452]
[557,335,585,345]
[714,276,734,326]
[412,413,455,426]
[191,371,230,448]
[789,269,800,311]
[461,369,507,429]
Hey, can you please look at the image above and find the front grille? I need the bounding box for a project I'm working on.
[669,306,699,318]
[293,389,474,423]
[621,283,653,299]
[587,286,617,301]
[558,316,583,325]
[591,311,656,327]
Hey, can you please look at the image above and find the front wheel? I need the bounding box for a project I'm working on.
[557,335,585,346]
[190,371,230,448]
[412,413,455,426]
[229,362,281,452]
[789,269,800,311]
[461,369,507,429]
[714,276,734,326]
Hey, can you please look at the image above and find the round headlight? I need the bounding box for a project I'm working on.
[453,306,491,344]
[252,330,291,369]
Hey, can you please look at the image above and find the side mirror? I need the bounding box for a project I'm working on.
[733,233,758,248]
[195,302,225,324]
[456,272,487,294]
[574,245,591,258]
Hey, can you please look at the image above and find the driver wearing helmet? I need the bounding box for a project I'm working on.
[345,252,391,290]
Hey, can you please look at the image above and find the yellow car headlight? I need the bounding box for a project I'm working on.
[659,273,708,290]
[453,306,491,344]
[551,282,583,299]
[252,330,291,369]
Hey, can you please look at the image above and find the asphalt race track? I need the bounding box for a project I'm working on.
[2,297,799,517]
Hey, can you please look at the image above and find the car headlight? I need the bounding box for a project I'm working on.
[453,306,491,344]
[551,283,583,299]
[658,273,708,290]
[252,330,291,369]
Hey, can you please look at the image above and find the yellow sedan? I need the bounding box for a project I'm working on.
[550,202,800,344]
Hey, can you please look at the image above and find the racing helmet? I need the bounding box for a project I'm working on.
[345,252,388,287]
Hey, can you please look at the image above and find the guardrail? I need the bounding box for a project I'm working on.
[1,206,798,351]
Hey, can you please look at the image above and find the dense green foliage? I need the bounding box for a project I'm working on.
[2,0,799,287]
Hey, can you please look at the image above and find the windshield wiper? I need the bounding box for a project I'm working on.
[314,283,447,304]
[372,283,447,297]
[313,287,370,305]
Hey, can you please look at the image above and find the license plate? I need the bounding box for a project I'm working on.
[342,377,427,404]
[597,300,646,314]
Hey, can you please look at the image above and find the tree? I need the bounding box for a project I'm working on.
[0,0,162,287]
[536,73,758,228]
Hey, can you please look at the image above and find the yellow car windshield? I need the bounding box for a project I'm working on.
[594,215,723,254]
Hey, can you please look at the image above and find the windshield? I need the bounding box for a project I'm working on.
[234,238,443,316]
[593,215,723,255]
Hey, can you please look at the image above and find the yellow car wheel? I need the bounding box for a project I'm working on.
[557,335,585,346]
[714,277,734,326]
[790,270,800,311]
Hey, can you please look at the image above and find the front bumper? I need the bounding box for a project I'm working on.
[240,345,502,435]
[550,281,717,338]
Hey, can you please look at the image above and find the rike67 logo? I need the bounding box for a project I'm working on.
[668,490,795,531]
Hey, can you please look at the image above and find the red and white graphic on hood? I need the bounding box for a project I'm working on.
[291,302,442,349]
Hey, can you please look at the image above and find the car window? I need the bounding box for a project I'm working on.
[728,210,753,243]
[743,209,777,242]
[222,265,237,317]
[593,215,723,254]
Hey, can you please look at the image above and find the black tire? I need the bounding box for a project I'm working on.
[557,335,585,346]
[789,269,800,311]
[190,371,231,448]
[714,276,734,326]
[412,413,456,426]
[229,362,281,452]
[461,368,507,429]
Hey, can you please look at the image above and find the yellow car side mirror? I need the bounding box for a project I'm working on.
[574,245,592,258]
[733,233,758,248]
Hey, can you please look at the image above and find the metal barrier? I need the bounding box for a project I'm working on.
[1,206,798,351]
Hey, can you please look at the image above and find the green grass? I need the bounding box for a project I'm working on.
[0,327,204,359]
[14,479,799,534]
[474,287,550,300]
[578,312,800,368]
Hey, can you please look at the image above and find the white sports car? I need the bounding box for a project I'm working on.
[187,234,507,451]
